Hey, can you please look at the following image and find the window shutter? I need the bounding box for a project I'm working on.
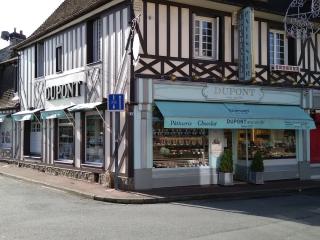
[87,21,94,64]
[215,17,220,61]
[288,37,296,66]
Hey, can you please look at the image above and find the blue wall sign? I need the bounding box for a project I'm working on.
[238,7,254,81]
[108,94,125,111]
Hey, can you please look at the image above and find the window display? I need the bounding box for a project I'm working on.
[238,129,296,160]
[86,115,104,164]
[0,119,12,149]
[58,119,74,161]
[153,106,209,168]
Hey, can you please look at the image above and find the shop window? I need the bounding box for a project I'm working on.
[0,119,12,149]
[58,119,74,161]
[193,16,219,59]
[85,115,104,164]
[87,18,101,64]
[56,46,63,73]
[269,30,288,65]
[153,106,209,168]
[237,129,296,160]
[35,42,44,78]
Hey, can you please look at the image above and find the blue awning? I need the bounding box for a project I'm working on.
[67,102,102,112]
[12,109,42,122]
[155,101,315,130]
[40,106,73,120]
[0,114,8,122]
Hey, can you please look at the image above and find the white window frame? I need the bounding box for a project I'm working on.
[193,15,219,60]
[31,122,41,133]
[269,29,288,65]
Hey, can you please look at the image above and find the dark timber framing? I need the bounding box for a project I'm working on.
[134,0,320,88]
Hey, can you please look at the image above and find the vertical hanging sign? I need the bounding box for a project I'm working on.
[238,7,255,81]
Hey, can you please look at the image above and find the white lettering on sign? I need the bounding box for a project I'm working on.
[202,85,263,102]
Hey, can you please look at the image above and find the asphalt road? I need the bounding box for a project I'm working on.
[0,176,320,240]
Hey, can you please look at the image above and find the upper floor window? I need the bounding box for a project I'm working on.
[35,42,44,78]
[56,46,63,73]
[269,30,288,65]
[87,18,101,64]
[193,16,219,60]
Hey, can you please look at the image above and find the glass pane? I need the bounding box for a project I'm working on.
[153,106,209,168]
[86,115,104,164]
[238,129,296,160]
[59,125,74,160]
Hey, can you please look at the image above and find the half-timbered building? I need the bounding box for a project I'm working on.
[0,29,25,160]
[132,0,320,189]
[14,0,133,187]
[14,0,320,189]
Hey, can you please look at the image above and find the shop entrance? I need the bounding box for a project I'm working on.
[30,122,41,155]
[310,114,320,163]
[310,128,320,163]
[24,120,42,156]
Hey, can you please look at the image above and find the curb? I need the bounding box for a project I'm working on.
[0,171,96,200]
[1,171,319,204]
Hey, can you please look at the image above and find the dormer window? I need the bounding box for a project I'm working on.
[193,16,219,60]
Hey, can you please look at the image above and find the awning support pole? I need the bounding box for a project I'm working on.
[65,112,76,128]
[246,129,249,181]
[95,107,107,128]
[32,113,41,124]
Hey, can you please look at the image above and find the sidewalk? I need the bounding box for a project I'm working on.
[1,162,319,204]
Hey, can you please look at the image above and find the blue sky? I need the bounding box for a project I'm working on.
[0,0,64,49]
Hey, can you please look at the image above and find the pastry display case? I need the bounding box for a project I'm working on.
[238,129,296,160]
[153,122,209,168]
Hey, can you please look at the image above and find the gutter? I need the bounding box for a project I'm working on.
[0,57,18,65]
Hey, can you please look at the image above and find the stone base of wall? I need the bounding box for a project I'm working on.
[0,149,12,159]
[1,159,134,190]
[98,171,134,190]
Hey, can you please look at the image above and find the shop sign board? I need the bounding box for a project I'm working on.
[108,94,125,111]
[164,118,314,130]
[46,81,83,100]
[202,85,263,102]
[238,7,254,81]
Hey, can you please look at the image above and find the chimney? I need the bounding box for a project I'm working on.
[9,28,26,46]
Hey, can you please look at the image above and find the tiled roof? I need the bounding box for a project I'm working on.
[0,46,14,64]
[214,0,292,15]
[16,0,295,49]
[0,89,18,110]
[16,0,112,49]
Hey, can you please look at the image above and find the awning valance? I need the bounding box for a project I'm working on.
[40,106,73,120]
[12,109,42,122]
[0,114,8,122]
[155,101,316,130]
[68,102,102,112]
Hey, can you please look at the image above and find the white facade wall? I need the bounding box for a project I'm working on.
[17,3,131,177]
